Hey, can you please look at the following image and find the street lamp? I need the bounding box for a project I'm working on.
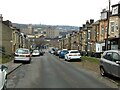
[106,0,111,50]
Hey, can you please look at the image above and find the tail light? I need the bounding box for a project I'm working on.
[14,54,19,56]
[26,55,30,57]
[30,54,32,57]
[78,54,80,56]
[69,54,73,56]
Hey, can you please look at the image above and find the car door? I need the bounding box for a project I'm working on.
[110,52,120,77]
[102,52,113,74]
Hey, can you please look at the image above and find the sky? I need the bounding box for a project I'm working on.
[0,0,120,26]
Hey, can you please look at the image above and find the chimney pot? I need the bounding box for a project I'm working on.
[90,19,94,24]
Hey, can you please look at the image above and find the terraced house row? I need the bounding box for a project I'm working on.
[0,14,30,56]
[58,3,120,58]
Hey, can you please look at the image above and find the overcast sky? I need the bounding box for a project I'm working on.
[0,0,120,26]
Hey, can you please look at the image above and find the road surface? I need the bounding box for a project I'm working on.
[7,52,116,88]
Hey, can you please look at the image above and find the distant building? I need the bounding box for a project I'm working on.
[21,24,33,35]
[46,26,59,39]
[27,24,33,35]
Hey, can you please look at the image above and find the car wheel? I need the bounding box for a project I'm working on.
[14,60,17,63]
[65,58,67,61]
[28,60,31,64]
[79,59,82,62]
[100,67,106,76]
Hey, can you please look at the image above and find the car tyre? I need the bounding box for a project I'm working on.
[79,59,82,62]
[28,60,31,64]
[14,60,17,63]
[100,67,106,76]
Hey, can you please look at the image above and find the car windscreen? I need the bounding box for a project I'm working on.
[16,49,29,54]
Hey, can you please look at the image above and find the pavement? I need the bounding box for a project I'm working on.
[3,60,22,75]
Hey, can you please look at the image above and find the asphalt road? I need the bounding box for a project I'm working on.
[7,52,116,88]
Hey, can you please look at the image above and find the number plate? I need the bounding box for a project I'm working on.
[19,55,25,57]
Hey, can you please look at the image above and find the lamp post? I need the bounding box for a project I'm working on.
[106,0,111,50]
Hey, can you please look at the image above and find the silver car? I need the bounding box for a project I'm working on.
[32,50,40,56]
[100,50,120,78]
[14,48,31,63]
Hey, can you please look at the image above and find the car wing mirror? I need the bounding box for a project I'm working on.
[13,53,16,56]
[1,65,8,71]
[116,61,120,65]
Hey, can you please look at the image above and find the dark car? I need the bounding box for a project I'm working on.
[59,49,68,58]
[39,50,45,56]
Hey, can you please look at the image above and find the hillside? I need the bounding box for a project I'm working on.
[12,23,79,31]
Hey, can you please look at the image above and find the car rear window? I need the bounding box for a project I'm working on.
[33,50,39,53]
[62,50,68,52]
[70,51,79,53]
[16,49,29,54]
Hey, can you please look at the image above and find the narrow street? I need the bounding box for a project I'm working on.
[7,51,116,88]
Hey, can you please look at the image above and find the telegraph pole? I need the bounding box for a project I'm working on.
[106,0,111,50]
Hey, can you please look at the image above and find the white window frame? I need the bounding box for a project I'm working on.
[116,24,118,31]
[110,22,115,32]
[88,32,91,39]
[101,26,104,35]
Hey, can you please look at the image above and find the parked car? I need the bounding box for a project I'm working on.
[14,48,31,63]
[56,50,61,56]
[32,50,40,56]
[65,50,81,61]
[49,48,56,54]
[59,49,68,58]
[39,50,44,56]
[0,65,8,90]
[100,50,120,78]
[54,48,59,56]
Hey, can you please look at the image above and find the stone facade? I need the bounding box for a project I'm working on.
[1,21,12,55]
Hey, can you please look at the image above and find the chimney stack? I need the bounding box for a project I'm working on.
[86,20,89,25]
[90,19,94,24]
[83,24,86,28]
[79,27,82,30]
